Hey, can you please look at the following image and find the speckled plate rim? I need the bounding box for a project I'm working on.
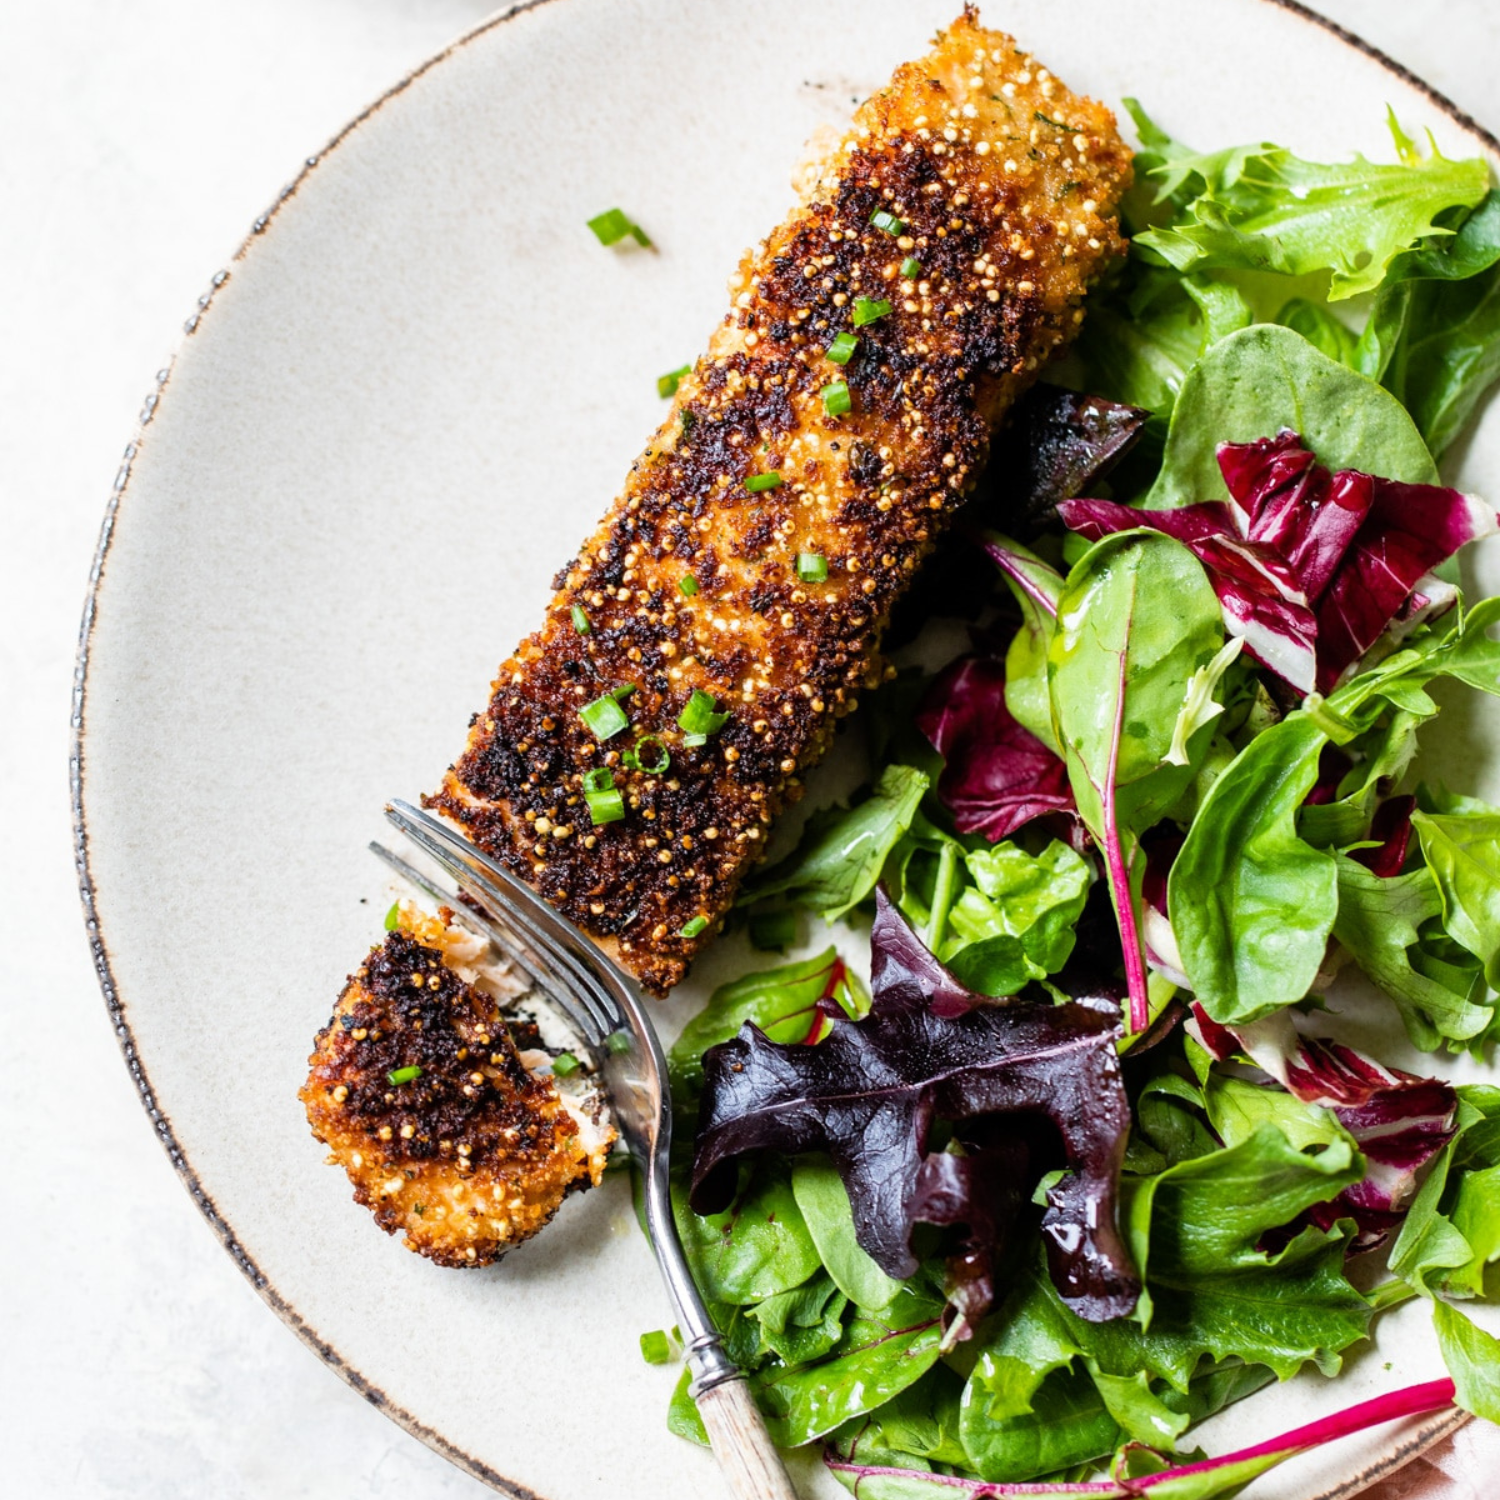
[69,2,1497,1495]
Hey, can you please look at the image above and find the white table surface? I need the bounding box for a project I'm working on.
[3,2,1497,1495]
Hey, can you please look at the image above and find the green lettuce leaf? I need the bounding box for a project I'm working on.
[1129,106,1489,300]
[1412,795,1500,985]
[740,764,928,918]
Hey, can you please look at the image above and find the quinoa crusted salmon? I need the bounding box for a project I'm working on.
[427,11,1132,994]
[302,906,614,1266]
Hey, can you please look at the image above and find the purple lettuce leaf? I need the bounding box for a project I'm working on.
[1187,1003,1457,1249]
[691,889,1140,1324]
[915,655,1076,843]
[974,384,1149,536]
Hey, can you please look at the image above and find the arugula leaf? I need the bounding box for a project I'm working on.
[1412,798,1500,985]
[1147,325,1438,511]
[1332,855,1493,1050]
[1129,110,1488,300]
[671,1156,821,1305]
[668,948,863,1099]
[1169,714,1338,1023]
[740,764,928,918]
[1049,530,1224,1028]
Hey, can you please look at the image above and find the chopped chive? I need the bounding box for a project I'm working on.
[631,735,671,775]
[582,767,615,793]
[611,682,639,701]
[679,916,709,939]
[869,208,904,236]
[678,689,730,737]
[570,604,591,634]
[825,331,858,365]
[607,1030,631,1054]
[658,364,691,399]
[682,731,709,747]
[639,1329,671,1364]
[1034,109,1071,132]
[797,552,829,583]
[587,208,650,247]
[900,256,922,279]
[679,574,699,596]
[585,786,626,825]
[580,694,629,741]
[745,471,782,494]
[821,380,851,417]
[852,297,892,327]
[749,907,797,951]
[383,901,401,932]
[551,1051,582,1078]
[387,1065,422,1086]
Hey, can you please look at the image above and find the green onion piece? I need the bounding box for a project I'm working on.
[678,689,730,737]
[679,574,699,596]
[900,256,922,279]
[611,682,639,701]
[825,331,858,365]
[852,297,892,327]
[383,901,401,932]
[551,1051,582,1078]
[570,604,591,634]
[745,471,782,494]
[582,767,615,793]
[387,1065,422,1086]
[657,364,691,399]
[797,552,829,583]
[821,380,851,417]
[869,208,904,236]
[679,916,709,939]
[749,907,796,951]
[585,787,626,825]
[607,1030,631,1054]
[639,1329,672,1364]
[587,208,651,247]
[580,694,629,741]
[633,735,671,775]
[682,731,709,747]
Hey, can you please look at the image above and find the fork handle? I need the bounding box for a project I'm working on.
[695,1375,801,1500]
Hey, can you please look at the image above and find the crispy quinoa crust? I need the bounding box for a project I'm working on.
[301,919,610,1266]
[428,11,1132,992]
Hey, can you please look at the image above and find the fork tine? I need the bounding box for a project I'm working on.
[382,801,622,1041]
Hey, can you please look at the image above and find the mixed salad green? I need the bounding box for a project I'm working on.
[648,105,1500,1496]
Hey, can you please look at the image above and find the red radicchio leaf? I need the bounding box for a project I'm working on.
[690,888,1141,1324]
[1351,794,1416,878]
[915,655,1076,843]
[1059,430,1497,695]
[1186,1003,1457,1251]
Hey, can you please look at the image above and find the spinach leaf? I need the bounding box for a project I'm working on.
[741,764,928,918]
[980,532,1064,753]
[1169,714,1338,1023]
[753,1287,946,1446]
[671,1157,821,1305]
[745,1272,847,1365]
[833,1366,969,1469]
[791,1156,906,1312]
[1412,799,1500,985]
[1332,856,1493,1050]
[960,1358,1121,1483]
[667,948,862,1100]
[1434,1301,1500,1423]
[1130,112,1489,300]
[1147,325,1438,512]
[1048,530,1224,1027]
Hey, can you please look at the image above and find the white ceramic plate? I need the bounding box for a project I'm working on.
[73,1,1500,1495]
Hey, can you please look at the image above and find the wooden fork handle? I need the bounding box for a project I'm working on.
[695,1375,801,1500]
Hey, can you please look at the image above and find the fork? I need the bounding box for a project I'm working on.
[377,800,800,1500]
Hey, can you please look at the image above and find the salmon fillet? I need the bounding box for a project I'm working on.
[302,906,614,1266]
[428,10,1131,993]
